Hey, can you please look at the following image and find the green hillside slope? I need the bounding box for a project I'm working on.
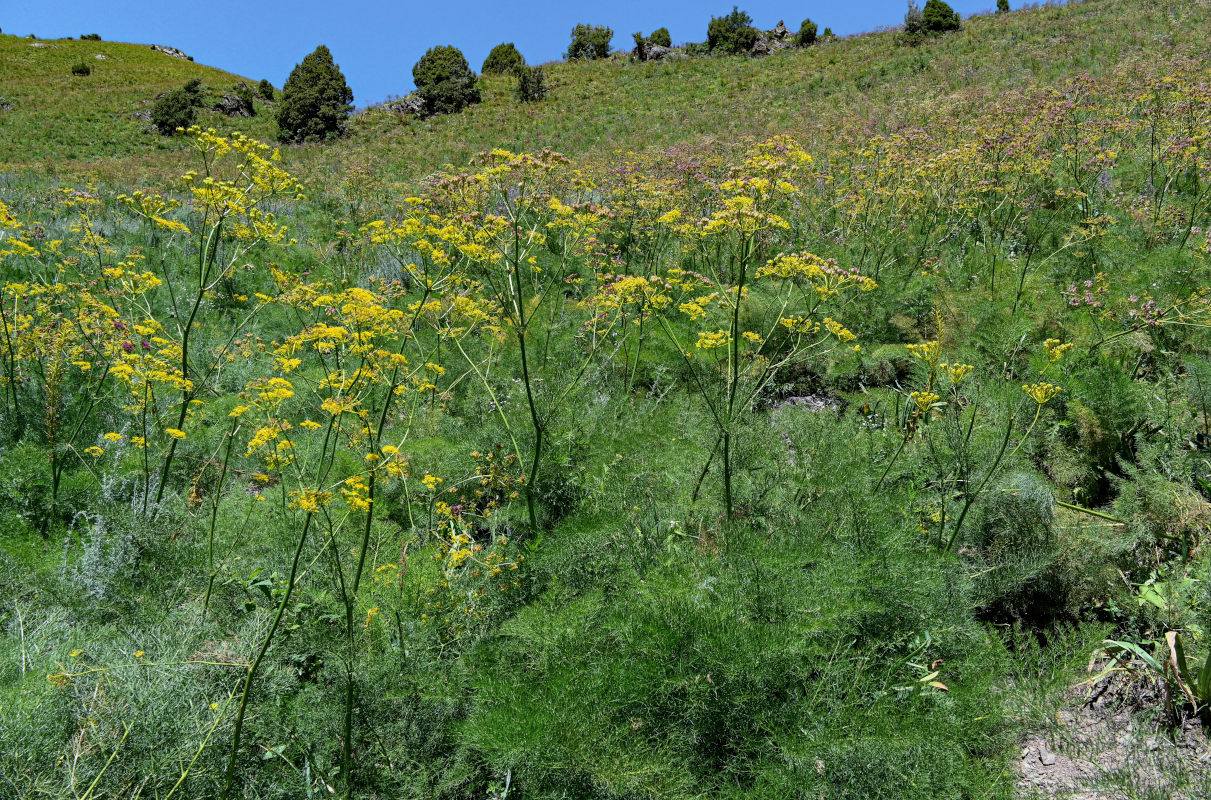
[4,0,1210,185]
[0,33,274,166]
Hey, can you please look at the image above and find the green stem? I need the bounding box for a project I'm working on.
[943,404,1036,553]
[203,419,239,617]
[222,512,313,799]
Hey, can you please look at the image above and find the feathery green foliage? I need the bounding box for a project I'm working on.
[4,3,1211,798]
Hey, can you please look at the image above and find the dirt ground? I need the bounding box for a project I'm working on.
[1016,666,1211,799]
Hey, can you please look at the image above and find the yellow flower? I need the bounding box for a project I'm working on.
[299,419,322,431]
[84,446,105,457]
[422,474,443,491]
[1022,382,1062,404]
[939,363,974,385]
[696,330,730,349]
[906,341,942,368]
[134,650,145,658]
[822,317,856,342]
[229,405,251,418]
[103,432,124,442]
[165,428,186,440]
[1044,338,1074,363]
[910,390,940,413]
[69,649,84,658]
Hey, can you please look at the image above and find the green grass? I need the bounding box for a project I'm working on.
[0,33,275,169]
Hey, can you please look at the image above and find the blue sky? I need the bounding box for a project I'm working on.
[6,1,1003,103]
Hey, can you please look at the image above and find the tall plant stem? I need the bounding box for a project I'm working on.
[944,403,1042,553]
[203,419,239,616]
[222,512,313,799]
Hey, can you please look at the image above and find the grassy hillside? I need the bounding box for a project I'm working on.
[5,1,1211,799]
[4,0,1211,185]
[0,33,275,166]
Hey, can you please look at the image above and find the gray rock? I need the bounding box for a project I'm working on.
[1039,746,1057,766]
[632,41,673,62]
[750,38,773,57]
[212,94,253,117]
[149,44,189,60]
[384,93,425,118]
[93,53,108,60]
[773,20,790,40]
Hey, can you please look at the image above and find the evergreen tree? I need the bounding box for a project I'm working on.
[796,18,818,47]
[567,24,613,60]
[482,42,526,76]
[276,45,353,143]
[707,7,759,55]
[649,27,672,47]
[413,45,481,116]
[922,0,961,33]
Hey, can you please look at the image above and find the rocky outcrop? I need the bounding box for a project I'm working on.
[150,44,190,60]
[750,21,797,57]
[213,93,253,117]
[633,42,673,62]
[384,93,425,118]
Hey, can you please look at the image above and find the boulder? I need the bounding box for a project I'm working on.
[213,93,253,117]
[772,20,790,40]
[750,38,773,57]
[633,42,673,62]
[384,93,425,118]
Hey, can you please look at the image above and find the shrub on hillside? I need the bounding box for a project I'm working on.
[707,7,759,55]
[151,85,200,134]
[258,79,275,102]
[923,0,962,32]
[80,33,101,41]
[796,18,818,47]
[649,27,672,48]
[997,0,1010,12]
[276,44,353,142]
[515,65,548,103]
[567,24,613,60]
[482,42,525,75]
[70,61,91,77]
[412,45,481,116]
